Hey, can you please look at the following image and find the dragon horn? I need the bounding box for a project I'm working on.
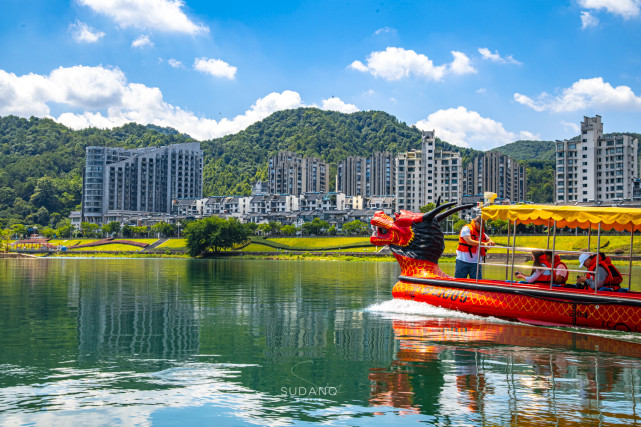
[422,201,456,222]
[435,203,475,223]
[435,195,441,207]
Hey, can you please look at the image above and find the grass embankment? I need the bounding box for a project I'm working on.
[8,234,641,264]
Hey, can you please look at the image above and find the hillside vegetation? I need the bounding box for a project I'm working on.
[4,109,636,229]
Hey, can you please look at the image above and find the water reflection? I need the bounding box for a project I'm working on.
[1,258,641,425]
[370,314,641,425]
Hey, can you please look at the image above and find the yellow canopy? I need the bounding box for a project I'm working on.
[482,204,641,232]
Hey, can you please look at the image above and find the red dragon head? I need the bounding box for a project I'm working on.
[370,200,473,263]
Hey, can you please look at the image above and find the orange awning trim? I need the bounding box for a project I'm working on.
[482,204,641,232]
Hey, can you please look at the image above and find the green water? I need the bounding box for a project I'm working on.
[0,258,640,425]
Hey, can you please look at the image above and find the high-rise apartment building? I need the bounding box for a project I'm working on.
[268,151,329,196]
[81,142,203,224]
[336,152,395,197]
[396,131,461,211]
[555,115,639,203]
[462,151,527,202]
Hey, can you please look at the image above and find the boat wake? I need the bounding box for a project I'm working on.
[364,299,510,324]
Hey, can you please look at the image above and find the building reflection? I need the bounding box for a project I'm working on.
[75,261,200,360]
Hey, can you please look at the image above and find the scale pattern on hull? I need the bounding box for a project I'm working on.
[393,281,641,332]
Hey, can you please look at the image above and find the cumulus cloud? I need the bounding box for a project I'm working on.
[414,107,537,149]
[478,47,521,64]
[580,11,600,28]
[514,77,641,112]
[168,58,183,68]
[77,0,209,34]
[131,35,153,48]
[0,65,311,140]
[69,20,105,43]
[578,0,640,19]
[194,57,237,80]
[320,97,359,113]
[348,47,476,81]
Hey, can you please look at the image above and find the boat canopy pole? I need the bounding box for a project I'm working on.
[550,220,557,289]
[587,226,592,253]
[546,219,551,250]
[595,222,602,294]
[510,220,517,284]
[476,216,485,283]
[629,228,634,289]
[505,219,511,280]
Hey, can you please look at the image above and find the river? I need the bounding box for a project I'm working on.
[0,258,640,426]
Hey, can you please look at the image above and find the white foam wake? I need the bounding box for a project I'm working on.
[364,299,510,323]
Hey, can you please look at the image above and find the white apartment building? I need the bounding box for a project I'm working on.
[555,116,639,203]
[396,131,461,211]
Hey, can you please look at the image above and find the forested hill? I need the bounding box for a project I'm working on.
[0,116,195,227]
[201,108,479,195]
[493,140,555,161]
[1,108,601,228]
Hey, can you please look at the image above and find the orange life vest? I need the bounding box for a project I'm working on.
[534,253,568,284]
[587,254,622,290]
[457,221,488,257]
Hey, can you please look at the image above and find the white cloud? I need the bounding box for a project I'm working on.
[561,120,580,133]
[476,88,487,94]
[69,20,105,43]
[415,107,537,148]
[374,26,397,35]
[514,77,641,112]
[578,0,640,19]
[168,58,183,68]
[580,11,600,28]
[0,65,309,140]
[478,47,521,64]
[77,0,209,34]
[132,35,153,48]
[348,47,476,81]
[320,97,359,113]
[194,57,237,80]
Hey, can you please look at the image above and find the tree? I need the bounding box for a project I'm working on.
[184,217,250,257]
[268,221,283,235]
[102,221,122,237]
[80,222,100,237]
[257,223,272,235]
[301,218,329,235]
[281,224,297,236]
[342,220,367,236]
[11,224,27,239]
[453,219,467,234]
[151,221,174,237]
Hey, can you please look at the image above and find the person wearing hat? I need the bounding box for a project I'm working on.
[576,253,610,290]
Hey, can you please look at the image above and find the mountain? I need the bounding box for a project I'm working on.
[201,108,480,195]
[2,108,602,228]
[492,140,556,162]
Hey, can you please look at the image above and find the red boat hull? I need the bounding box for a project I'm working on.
[393,278,641,333]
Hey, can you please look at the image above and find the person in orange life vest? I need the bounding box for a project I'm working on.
[576,252,623,291]
[455,216,495,279]
[515,250,568,284]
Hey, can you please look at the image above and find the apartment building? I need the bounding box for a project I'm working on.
[555,115,639,203]
[462,151,527,202]
[336,152,395,197]
[80,142,203,224]
[268,151,329,196]
[396,131,461,211]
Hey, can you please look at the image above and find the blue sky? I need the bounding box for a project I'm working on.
[1,0,640,149]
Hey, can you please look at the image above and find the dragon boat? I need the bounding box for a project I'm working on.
[370,201,641,333]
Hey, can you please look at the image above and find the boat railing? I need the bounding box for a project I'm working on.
[474,213,636,293]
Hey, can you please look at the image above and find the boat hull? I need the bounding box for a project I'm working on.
[393,278,641,333]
